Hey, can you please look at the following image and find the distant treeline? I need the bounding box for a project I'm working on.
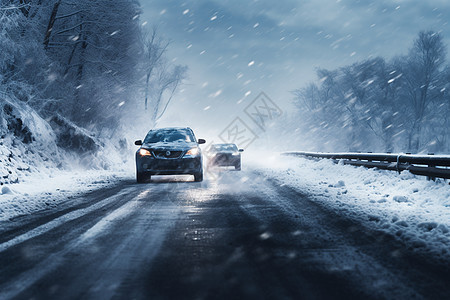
[293,31,449,153]
[1,1,185,138]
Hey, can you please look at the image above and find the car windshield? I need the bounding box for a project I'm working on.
[213,144,238,151]
[144,129,194,143]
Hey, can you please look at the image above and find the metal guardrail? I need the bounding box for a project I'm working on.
[283,151,450,180]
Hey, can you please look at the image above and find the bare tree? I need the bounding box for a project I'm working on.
[140,28,187,126]
[141,28,168,111]
[43,0,61,48]
[404,31,446,151]
[152,64,187,124]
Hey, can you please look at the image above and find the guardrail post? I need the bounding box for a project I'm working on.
[427,153,436,181]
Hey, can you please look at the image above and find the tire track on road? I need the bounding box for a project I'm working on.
[0,181,195,300]
[0,187,135,253]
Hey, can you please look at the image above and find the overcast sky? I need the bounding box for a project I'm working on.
[140,0,450,139]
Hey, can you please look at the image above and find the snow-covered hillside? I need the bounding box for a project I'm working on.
[0,96,132,190]
[1,96,62,186]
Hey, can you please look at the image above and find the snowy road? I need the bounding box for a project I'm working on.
[0,170,449,300]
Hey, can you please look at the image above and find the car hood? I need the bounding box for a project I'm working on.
[142,141,197,151]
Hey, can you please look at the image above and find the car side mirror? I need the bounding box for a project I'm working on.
[239,149,244,152]
[198,139,206,144]
[135,140,143,146]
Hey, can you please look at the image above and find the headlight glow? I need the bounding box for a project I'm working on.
[185,148,199,156]
[232,152,240,156]
[139,148,152,156]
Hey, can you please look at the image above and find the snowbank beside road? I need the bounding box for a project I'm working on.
[250,153,450,260]
[0,169,132,222]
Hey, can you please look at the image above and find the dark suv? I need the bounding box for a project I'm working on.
[135,127,206,182]
[206,143,243,170]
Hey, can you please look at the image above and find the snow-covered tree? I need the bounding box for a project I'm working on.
[292,31,450,153]
[40,0,143,133]
[402,31,446,151]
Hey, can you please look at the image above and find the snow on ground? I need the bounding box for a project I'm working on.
[247,152,450,260]
[0,168,133,222]
[2,145,449,261]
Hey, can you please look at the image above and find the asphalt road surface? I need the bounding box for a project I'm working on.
[0,170,449,300]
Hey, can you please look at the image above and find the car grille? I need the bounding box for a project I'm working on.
[150,160,200,171]
[216,154,231,161]
[152,150,183,159]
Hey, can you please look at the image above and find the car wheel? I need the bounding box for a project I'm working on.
[137,172,149,183]
[235,162,241,171]
[194,171,203,182]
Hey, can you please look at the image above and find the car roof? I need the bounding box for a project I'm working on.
[150,127,191,131]
[147,127,194,135]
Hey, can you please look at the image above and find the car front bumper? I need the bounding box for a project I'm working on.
[136,155,202,175]
[209,154,240,166]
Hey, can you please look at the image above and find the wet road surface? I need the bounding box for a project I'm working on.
[0,170,449,299]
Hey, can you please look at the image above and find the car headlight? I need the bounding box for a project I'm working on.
[139,148,152,156]
[232,152,240,156]
[185,147,199,156]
